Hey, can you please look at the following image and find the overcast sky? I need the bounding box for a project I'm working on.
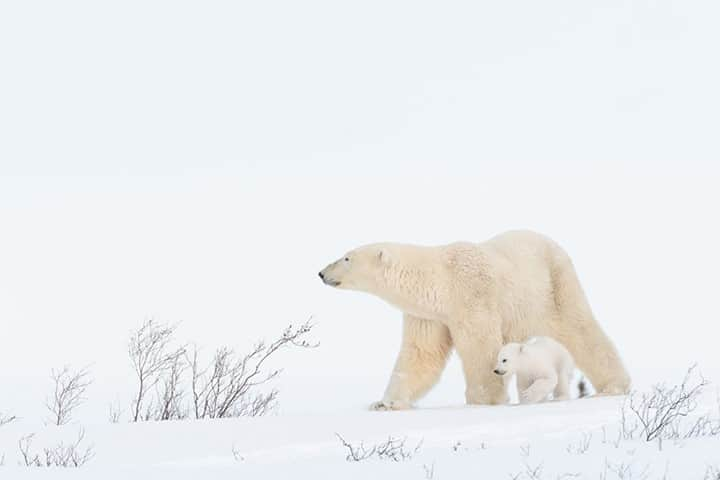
[1,0,719,421]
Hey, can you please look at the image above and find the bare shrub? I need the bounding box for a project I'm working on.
[156,351,189,421]
[128,319,186,422]
[45,366,92,426]
[232,444,245,462]
[0,413,17,426]
[523,462,544,480]
[520,443,531,457]
[335,433,422,462]
[234,390,278,418]
[108,401,122,423]
[622,364,716,445]
[602,460,650,480]
[683,411,720,439]
[18,435,37,467]
[566,432,592,455]
[508,461,544,480]
[705,465,720,480]
[127,319,316,422]
[19,429,94,468]
[188,322,316,419]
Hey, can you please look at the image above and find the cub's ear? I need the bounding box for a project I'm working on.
[378,248,391,265]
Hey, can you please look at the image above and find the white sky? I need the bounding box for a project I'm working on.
[1,0,719,421]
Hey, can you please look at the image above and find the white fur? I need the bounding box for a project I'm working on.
[494,337,576,404]
[319,230,630,410]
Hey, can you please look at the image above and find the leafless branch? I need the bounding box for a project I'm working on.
[566,432,592,455]
[523,461,544,480]
[335,433,421,462]
[188,321,315,419]
[605,460,650,480]
[19,429,94,468]
[232,444,245,462]
[155,351,189,421]
[0,412,17,427]
[128,319,186,422]
[624,364,711,444]
[45,366,92,426]
[520,443,530,457]
[705,465,720,480]
[127,319,315,421]
[19,434,40,467]
[108,401,122,423]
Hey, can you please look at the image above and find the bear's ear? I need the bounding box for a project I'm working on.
[378,248,391,265]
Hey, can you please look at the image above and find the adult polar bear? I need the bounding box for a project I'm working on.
[319,230,630,410]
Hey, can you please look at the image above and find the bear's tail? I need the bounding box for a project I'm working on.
[578,376,589,398]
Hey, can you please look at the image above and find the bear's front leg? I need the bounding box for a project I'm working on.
[453,322,506,405]
[520,374,558,404]
[371,314,452,411]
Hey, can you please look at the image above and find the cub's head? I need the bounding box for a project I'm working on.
[318,244,391,292]
[493,343,524,376]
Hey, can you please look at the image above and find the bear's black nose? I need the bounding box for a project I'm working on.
[318,271,325,280]
[493,369,501,375]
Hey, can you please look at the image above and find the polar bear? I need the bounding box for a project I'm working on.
[493,337,580,403]
[318,230,630,410]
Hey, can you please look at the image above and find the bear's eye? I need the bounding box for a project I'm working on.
[344,257,350,262]
[502,359,507,363]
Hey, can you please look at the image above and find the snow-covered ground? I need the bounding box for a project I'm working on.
[1,392,719,479]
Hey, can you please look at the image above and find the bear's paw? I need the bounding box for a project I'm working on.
[369,399,411,411]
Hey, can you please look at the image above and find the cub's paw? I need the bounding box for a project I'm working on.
[519,389,533,404]
[520,388,548,404]
[597,385,630,396]
[369,400,411,411]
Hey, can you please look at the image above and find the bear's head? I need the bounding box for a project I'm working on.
[318,244,391,293]
[493,343,524,377]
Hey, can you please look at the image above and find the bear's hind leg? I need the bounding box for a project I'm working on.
[549,250,631,395]
[555,323,630,396]
[372,314,452,411]
[521,373,558,404]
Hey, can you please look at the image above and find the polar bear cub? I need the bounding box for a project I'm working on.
[493,336,580,404]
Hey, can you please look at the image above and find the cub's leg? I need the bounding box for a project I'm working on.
[520,372,558,404]
[553,369,572,401]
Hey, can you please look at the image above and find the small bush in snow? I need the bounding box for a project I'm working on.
[0,412,17,427]
[128,319,187,422]
[45,365,93,426]
[127,319,317,422]
[600,460,650,480]
[566,432,592,455]
[188,322,315,419]
[422,463,435,479]
[18,429,94,468]
[705,465,720,480]
[621,364,719,446]
[335,433,422,462]
[508,461,545,480]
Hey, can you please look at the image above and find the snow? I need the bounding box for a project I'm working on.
[1,395,719,478]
